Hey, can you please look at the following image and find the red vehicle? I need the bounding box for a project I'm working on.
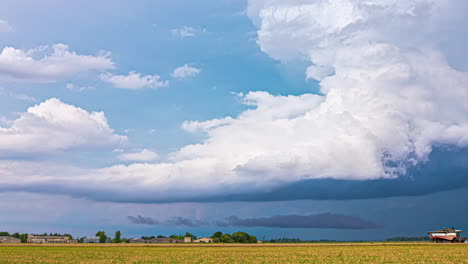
[428,228,464,243]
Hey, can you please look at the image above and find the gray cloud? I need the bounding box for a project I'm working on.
[166,217,207,227]
[127,215,159,225]
[127,215,206,227]
[216,213,379,229]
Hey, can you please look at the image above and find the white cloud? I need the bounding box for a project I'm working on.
[66,83,95,92]
[0,88,36,102]
[0,98,126,156]
[117,149,159,162]
[0,44,114,82]
[2,0,468,202]
[171,64,201,79]
[100,71,169,90]
[0,19,12,32]
[171,26,197,38]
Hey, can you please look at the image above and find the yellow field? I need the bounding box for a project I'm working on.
[1,243,467,264]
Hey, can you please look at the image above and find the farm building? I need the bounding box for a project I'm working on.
[27,235,77,244]
[0,236,21,243]
[83,237,112,243]
[147,237,183,243]
[129,238,146,243]
[193,237,214,243]
[184,237,192,243]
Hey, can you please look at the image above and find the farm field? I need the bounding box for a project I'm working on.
[0,243,467,264]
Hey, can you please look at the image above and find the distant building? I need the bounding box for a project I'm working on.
[193,237,214,243]
[184,237,192,243]
[129,238,146,243]
[0,236,21,243]
[83,237,111,243]
[27,235,77,244]
[147,237,182,243]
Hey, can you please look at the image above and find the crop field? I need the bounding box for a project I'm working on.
[0,243,467,264]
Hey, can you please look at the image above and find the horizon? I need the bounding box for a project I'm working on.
[1,0,468,242]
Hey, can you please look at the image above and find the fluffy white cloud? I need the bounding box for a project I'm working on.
[0,19,12,32]
[100,71,169,90]
[0,44,114,82]
[0,98,126,156]
[2,0,468,202]
[171,64,201,79]
[240,0,468,175]
[97,0,468,189]
[118,149,159,162]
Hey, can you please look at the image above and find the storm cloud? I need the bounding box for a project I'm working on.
[216,213,379,229]
[127,215,159,225]
[127,215,206,227]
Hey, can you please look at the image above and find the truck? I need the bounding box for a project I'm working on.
[428,227,466,243]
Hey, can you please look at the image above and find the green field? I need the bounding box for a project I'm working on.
[1,243,467,264]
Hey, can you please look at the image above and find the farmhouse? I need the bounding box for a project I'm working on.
[193,237,214,243]
[129,238,146,243]
[147,237,183,243]
[184,237,192,243]
[27,235,77,244]
[0,236,21,243]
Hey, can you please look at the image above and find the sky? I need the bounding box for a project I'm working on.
[0,0,468,241]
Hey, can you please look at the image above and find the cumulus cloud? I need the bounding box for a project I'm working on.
[171,64,201,79]
[216,213,378,229]
[117,149,159,162]
[0,44,114,82]
[0,98,126,156]
[100,71,169,90]
[0,19,12,32]
[2,0,468,203]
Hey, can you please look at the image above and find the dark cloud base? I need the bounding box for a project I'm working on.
[216,213,378,229]
[207,146,468,202]
[127,213,378,229]
[127,215,206,227]
[1,146,467,203]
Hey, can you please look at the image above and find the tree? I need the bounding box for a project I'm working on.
[220,234,234,243]
[64,234,73,239]
[114,231,122,243]
[0,232,10,236]
[248,235,258,243]
[95,231,107,243]
[11,233,20,239]
[169,234,184,240]
[184,232,197,240]
[232,232,251,243]
[212,232,223,239]
[19,234,28,243]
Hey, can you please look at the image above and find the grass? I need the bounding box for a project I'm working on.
[0,243,467,263]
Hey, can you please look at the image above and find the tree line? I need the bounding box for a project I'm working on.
[1,230,258,243]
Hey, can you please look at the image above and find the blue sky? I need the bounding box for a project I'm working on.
[1,0,468,241]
